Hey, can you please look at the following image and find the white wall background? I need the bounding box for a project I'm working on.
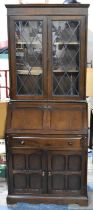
[0,0,93,65]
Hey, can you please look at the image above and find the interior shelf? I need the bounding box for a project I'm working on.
[54,42,80,45]
[53,69,79,73]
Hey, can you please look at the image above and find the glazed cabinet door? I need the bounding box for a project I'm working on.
[48,16,86,100]
[9,16,47,100]
[8,149,47,194]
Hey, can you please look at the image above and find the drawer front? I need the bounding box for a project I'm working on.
[8,136,83,150]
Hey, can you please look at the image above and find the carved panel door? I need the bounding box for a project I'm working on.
[47,150,86,195]
[9,149,47,194]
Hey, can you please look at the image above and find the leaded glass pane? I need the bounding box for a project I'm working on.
[15,20,43,95]
[52,20,80,96]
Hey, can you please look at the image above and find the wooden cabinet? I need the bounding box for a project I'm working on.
[5,4,89,206]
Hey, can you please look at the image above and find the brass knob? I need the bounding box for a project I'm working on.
[68,141,73,145]
[42,171,45,176]
[20,140,25,145]
[48,171,51,176]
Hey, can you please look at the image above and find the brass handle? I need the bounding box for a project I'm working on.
[20,140,25,145]
[42,171,45,176]
[48,171,51,176]
[68,141,73,145]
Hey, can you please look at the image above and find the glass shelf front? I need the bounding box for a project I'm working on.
[52,20,80,96]
[15,20,43,96]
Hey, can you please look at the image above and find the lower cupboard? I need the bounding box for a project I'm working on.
[6,135,88,205]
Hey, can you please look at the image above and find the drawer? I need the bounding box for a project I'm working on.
[8,137,83,150]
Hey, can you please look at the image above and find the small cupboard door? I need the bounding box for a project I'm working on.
[47,150,86,195]
[9,149,47,194]
[9,16,48,100]
[48,16,86,100]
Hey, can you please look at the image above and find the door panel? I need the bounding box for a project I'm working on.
[48,150,84,195]
[10,149,47,194]
[68,155,81,171]
[29,153,42,170]
[51,154,66,171]
[51,109,83,130]
[12,154,26,170]
[9,16,47,100]
[51,174,65,190]
[48,16,86,100]
[7,102,47,132]
[29,173,42,190]
[14,174,27,189]
[12,108,43,130]
[68,175,81,190]
[49,103,87,134]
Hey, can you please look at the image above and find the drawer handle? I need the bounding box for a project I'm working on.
[20,140,25,145]
[68,141,73,145]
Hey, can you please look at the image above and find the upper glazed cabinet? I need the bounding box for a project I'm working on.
[7,4,89,100]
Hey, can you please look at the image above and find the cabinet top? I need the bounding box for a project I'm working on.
[5,4,90,9]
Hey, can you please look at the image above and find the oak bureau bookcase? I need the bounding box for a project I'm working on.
[5,4,89,205]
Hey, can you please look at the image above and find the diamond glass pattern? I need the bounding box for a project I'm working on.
[52,20,80,96]
[15,20,43,95]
